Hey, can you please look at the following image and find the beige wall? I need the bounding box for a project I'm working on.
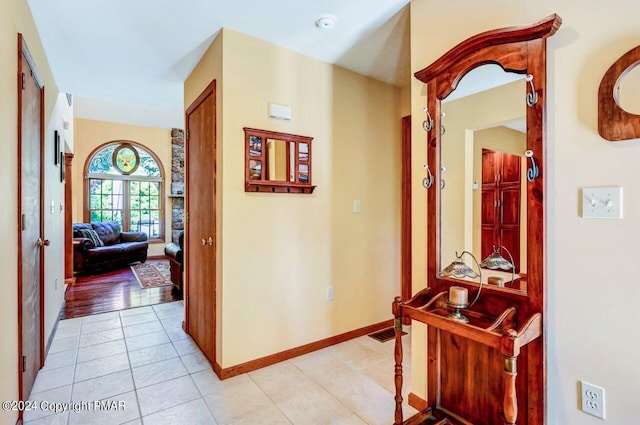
[73,119,173,256]
[0,0,70,423]
[185,28,402,368]
[411,0,640,423]
[44,93,74,358]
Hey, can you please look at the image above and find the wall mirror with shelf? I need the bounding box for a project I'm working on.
[393,14,561,425]
[244,127,315,193]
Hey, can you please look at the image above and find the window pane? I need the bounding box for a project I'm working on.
[112,194,124,210]
[130,195,140,209]
[132,146,161,177]
[89,179,102,194]
[130,211,140,231]
[90,195,101,209]
[130,180,140,193]
[113,210,123,225]
[150,196,159,210]
[102,194,112,210]
[90,211,100,222]
[140,196,150,210]
[88,145,118,175]
[150,183,159,196]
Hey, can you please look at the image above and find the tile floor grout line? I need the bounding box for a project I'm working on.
[118,308,144,425]
[246,372,295,425]
[65,314,83,425]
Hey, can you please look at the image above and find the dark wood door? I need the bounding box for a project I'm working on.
[481,148,521,270]
[185,81,216,364]
[18,35,45,401]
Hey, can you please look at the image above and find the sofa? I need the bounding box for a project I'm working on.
[164,230,184,293]
[73,221,148,274]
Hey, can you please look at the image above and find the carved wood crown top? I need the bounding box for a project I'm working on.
[414,13,562,83]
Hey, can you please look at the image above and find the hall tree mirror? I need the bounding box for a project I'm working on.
[393,14,561,425]
[440,65,528,292]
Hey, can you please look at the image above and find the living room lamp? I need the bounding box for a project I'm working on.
[440,250,483,323]
[480,245,516,287]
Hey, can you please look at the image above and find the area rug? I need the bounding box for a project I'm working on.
[131,259,172,288]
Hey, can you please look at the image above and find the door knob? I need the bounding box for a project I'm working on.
[207,237,213,246]
[201,238,207,246]
[36,238,50,247]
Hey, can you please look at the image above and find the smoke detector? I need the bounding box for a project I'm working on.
[315,15,337,30]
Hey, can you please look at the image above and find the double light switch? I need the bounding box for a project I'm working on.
[581,187,622,219]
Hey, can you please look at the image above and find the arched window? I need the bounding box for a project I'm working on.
[85,141,165,240]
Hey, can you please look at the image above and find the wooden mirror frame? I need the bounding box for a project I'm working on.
[419,14,561,305]
[393,14,561,425]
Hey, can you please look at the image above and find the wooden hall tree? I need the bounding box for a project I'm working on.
[393,14,562,425]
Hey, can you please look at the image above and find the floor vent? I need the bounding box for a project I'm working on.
[367,327,406,343]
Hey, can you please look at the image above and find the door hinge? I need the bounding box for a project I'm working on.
[22,355,26,372]
[186,129,190,140]
[21,73,25,90]
[21,214,26,230]
[185,212,189,222]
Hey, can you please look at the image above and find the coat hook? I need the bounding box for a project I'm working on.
[525,150,539,182]
[423,164,434,189]
[525,74,538,107]
[422,107,433,132]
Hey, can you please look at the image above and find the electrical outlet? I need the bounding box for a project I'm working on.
[581,381,605,419]
[326,286,334,301]
[353,200,361,213]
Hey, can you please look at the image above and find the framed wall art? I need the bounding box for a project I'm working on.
[54,130,60,166]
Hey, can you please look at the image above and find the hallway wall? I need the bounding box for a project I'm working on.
[0,0,69,423]
[185,28,403,369]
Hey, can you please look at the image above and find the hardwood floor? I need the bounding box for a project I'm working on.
[63,265,182,319]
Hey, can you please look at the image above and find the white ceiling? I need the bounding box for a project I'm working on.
[28,0,411,127]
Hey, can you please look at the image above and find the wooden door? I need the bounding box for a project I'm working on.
[481,149,499,260]
[185,81,216,364]
[18,34,45,401]
[481,149,521,269]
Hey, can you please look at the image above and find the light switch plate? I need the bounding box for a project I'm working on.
[581,187,622,219]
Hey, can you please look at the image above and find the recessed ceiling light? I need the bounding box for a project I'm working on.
[315,15,337,30]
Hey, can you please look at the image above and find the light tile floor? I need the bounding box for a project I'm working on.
[27,301,416,425]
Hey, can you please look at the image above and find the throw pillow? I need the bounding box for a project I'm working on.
[79,228,104,247]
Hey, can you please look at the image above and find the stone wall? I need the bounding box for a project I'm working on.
[170,128,185,243]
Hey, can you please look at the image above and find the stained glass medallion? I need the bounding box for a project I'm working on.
[112,143,140,175]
